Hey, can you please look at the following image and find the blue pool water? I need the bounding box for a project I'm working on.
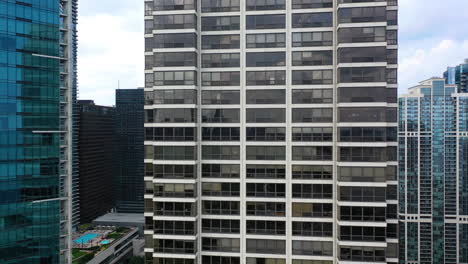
[101,240,111,245]
[74,233,99,244]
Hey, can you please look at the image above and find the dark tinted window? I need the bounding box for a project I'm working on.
[338,47,386,63]
[292,51,333,66]
[247,15,286,29]
[293,70,333,85]
[202,0,240,12]
[339,67,386,83]
[202,109,240,123]
[247,52,286,67]
[292,0,333,9]
[292,32,332,47]
[339,107,397,122]
[247,0,285,10]
[246,109,286,123]
[202,16,240,31]
[247,71,286,86]
[247,33,286,48]
[339,7,386,23]
[202,90,240,104]
[292,89,333,104]
[246,90,285,104]
[202,127,240,141]
[202,53,240,68]
[292,13,333,28]
[339,87,397,103]
[202,72,240,86]
[154,33,197,48]
[338,27,386,43]
[202,35,240,49]
[154,14,197,29]
[292,108,333,123]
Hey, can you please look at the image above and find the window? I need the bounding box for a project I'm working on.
[147,89,197,104]
[292,70,333,85]
[292,260,332,264]
[339,7,386,23]
[155,202,197,216]
[292,241,333,256]
[292,165,332,179]
[292,127,332,142]
[387,68,397,84]
[246,108,286,123]
[246,146,286,160]
[387,49,397,64]
[339,107,397,122]
[246,165,286,179]
[146,108,196,123]
[292,203,332,217]
[292,13,333,28]
[155,220,196,235]
[339,87,397,103]
[202,164,240,178]
[292,146,332,161]
[150,52,197,68]
[339,186,386,202]
[246,239,286,254]
[340,246,386,262]
[203,200,240,215]
[202,16,240,31]
[339,127,397,142]
[247,258,285,264]
[153,0,196,10]
[246,71,286,86]
[387,30,397,45]
[292,51,333,66]
[202,237,240,252]
[202,182,240,197]
[338,27,386,43]
[154,14,197,29]
[292,32,332,47]
[202,0,240,12]
[202,127,240,141]
[148,127,197,141]
[292,89,332,104]
[246,202,286,217]
[247,183,286,197]
[340,226,386,242]
[247,0,285,10]
[247,15,285,29]
[339,206,386,222]
[202,35,240,49]
[153,146,197,160]
[292,222,332,237]
[155,239,196,254]
[153,33,197,48]
[202,256,240,264]
[202,109,240,123]
[202,71,240,86]
[387,10,397,25]
[338,47,386,63]
[246,90,285,104]
[247,220,286,235]
[154,71,197,86]
[202,90,240,104]
[292,184,332,199]
[292,0,332,9]
[202,219,240,234]
[339,67,386,83]
[153,165,196,179]
[247,33,286,48]
[339,147,388,162]
[246,127,286,141]
[292,108,333,123]
[247,52,286,67]
[155,183,196,198]
[202,53,240,68]
[202,145,240,160]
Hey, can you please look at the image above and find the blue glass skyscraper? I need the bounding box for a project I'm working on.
[444,59,468,93]
[399,78,468,264]
[0,0,77,263]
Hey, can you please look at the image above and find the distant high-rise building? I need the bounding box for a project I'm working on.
[444,59,468,93]
[399,78,468,264]
[144,0,399,263]
[78,100,116,224]
[115,88,145,213]
[0,0,77,263]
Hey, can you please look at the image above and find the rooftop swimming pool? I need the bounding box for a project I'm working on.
[101,240,111,245]
[74,233,99,244]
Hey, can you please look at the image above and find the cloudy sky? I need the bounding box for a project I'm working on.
[78,0,468,106]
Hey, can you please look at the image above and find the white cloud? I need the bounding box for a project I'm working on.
[399,39,468,93]
[78,2,143,106]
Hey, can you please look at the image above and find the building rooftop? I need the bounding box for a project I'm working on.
[93,213,144,224]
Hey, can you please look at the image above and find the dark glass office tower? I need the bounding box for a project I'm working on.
[0,0,77,263]
[144,0,398,263]
[77,100,116,224]
[115,88,145,213]
[444,59,468,93]
[399,78,468,264]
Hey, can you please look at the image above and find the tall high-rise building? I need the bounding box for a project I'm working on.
[115,88,145,213]
[144,1,398,263]
[399,78,468,264]
[444,59,468,93]
[77,100,116,224]
[0,0,78,263]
